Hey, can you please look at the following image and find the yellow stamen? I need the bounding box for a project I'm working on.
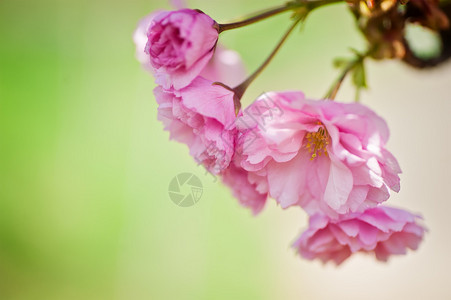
[305,123,330,160]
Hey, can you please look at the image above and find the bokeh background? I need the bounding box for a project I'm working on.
[1,0,451,299]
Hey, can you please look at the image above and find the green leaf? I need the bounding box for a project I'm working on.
[349,48,362,56]
[351,61,367,102]
[352,61,367,89]
[332,57,349,69]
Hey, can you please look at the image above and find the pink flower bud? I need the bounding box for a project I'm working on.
[145,9,219,90]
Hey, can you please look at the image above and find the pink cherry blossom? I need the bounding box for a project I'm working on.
[155,76,236,174]
[293,206,426,265]
[236,92,402,218]
[134,13,245,87]
[145,9,219,90]
[221,159,268,215]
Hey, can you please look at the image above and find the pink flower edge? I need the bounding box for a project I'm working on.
[221,161,268,215]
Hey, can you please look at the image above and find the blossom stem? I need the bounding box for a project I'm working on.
[232,17,303,104]
[218,0,344,33]
[218,5,294,33]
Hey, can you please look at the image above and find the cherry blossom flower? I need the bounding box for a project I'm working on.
[236,92,401,218]
[134,14,245,87]
[145,9,219,89]
[154,76,236,173]
[293,206,426,265]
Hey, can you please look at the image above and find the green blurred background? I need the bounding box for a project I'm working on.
[1,0,451,299]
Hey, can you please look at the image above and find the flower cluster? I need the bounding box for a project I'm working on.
[134,5,426,265]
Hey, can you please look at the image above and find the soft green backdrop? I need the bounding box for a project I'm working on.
[1,0,451,299]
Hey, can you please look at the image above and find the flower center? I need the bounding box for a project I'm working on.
[305,124,330,160]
